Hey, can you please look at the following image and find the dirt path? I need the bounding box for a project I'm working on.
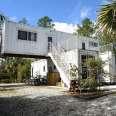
[0,85,116,116]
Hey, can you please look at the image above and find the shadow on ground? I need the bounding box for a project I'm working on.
[0,94,116,116]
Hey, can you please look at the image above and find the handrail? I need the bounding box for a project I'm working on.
[51,43,69,67]
[50,43,71,80]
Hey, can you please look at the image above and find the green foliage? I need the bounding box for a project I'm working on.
[86,58,103,70]
[69,59,103,91]
[97,30,116,45]
[80,58,103,90]
[37,16,55,28]
[0,73,11,83]
[76,18,95,37]
[97,1,116,34]
[69,64,78,80]
[0,57,32,83]
[80,77,97,90]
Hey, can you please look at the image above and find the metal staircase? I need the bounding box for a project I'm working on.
[48,43,71,88]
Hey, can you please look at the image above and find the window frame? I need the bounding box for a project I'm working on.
[89,41,98,47]
[18,30,28,40]
[18,30,37,42]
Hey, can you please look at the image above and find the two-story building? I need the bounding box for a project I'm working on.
[0,16,99,88]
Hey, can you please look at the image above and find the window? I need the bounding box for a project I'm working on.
[28,32,31,41]
[94,42,98,47]
[18,30,27,40]
[28,32,37,41]
[18,30,37,41]
[48,37,52,42]
[89,41,98,47]
[48,37,52,52]
[82,42,85,50]
[43,66,45,72]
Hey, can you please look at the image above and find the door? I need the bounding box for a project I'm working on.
[81,55,87,79]
[81,55,95,79]
[48,37,52,52]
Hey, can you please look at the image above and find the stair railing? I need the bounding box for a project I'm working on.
[50,43,71,80]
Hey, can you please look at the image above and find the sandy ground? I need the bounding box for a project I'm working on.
[0,85,116,116]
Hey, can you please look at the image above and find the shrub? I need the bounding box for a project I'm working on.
[80,77,98,91]
[79,58,103,91]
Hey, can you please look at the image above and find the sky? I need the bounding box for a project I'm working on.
[0,0,105,33]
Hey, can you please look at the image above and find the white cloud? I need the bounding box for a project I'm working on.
[102,0,111,4]
[54,22,77,33]
[80,7,90,19]
[10,16,17,21]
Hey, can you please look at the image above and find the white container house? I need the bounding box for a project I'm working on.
[0,18,99,88]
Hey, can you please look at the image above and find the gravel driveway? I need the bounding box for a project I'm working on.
[0,85,116,116]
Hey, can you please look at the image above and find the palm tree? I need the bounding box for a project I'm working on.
[76,18,95,37]
[97,1,116,34]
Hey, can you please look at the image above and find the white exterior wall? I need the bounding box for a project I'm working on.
[112,53,116,77]
[55,32,99,51]
[2,21,49,56]
[1,21,99,57]
[100,51,112,82]
[64,49,78,67]
[99,51,116,82]
[31,59,48,78]
[63,48,98,69]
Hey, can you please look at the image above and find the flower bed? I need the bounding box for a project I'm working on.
[70,90,111,99]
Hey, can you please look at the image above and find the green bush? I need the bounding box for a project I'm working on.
[80,77,98,90]
[0,57,32,83]
[80,58,103,91]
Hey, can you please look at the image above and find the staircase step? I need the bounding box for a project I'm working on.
[49,45,70,88]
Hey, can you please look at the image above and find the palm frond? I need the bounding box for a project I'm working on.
[97,2,116,33]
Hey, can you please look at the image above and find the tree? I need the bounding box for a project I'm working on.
[0,14,6,29]
[97,1,116,35]
[37,16,55,28]
[97,29,116,45]
[0,57,32,82]
[97,0,116,60]
[80,58,103,91]
[76,18,95,37]
[19,17,28,25]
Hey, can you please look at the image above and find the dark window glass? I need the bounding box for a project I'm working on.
[18,30,27,40]
[18,30,37,41]
[43,66,45,72]
[48,37,52,42]
[82,42,85,50]
[34,33,37,41]
[94,42,98,47]
[28,32,31,41]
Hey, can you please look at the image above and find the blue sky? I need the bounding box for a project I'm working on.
[0,0,105,26]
